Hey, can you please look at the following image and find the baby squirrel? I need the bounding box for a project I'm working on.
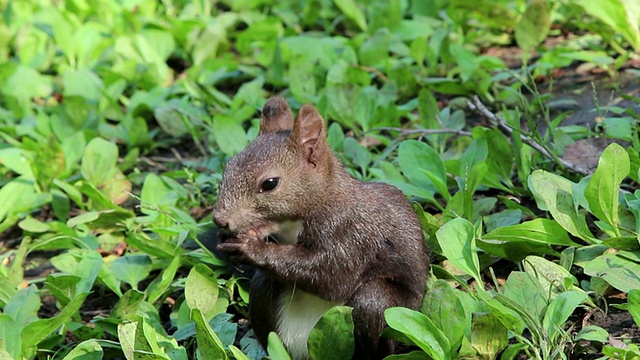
[213,97,429,360]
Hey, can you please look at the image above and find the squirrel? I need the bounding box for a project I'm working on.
[213,97,429,360]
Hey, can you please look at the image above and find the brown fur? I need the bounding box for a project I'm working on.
[213,97,429,359]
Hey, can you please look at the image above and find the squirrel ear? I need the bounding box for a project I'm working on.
[293,105,326,166]
[260,97,294,134]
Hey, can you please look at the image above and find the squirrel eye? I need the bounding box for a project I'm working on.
[260,177,280,192]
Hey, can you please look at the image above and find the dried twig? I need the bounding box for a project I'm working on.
[356,65,390,83]
[467,96,589,175]
[371,127,472,137]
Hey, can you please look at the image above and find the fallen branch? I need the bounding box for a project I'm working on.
[466,96,589,175]
[371,127,472,137]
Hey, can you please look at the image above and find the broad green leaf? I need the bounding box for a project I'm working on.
[146,256,181,304]
[44,274,80,307]
[192,308,227,360]
[398,140,449,200]
[111,255,153,290]
[0,176,49,226]
[4,285,40,329]
[229,345,251,360]
[289,55,316,103]
[267,332,292,360]
[485,297,526,336]
[126,233,184,259]
[118,319,170,360]
[470,312,508,359]
[213,114,248,156]
[0,148,34,177]
[308,306,354,360]
[384,307,450,360]
[62,69,104,102]
[81,138,118,187]
[575,325,609,342]
[502,272,548,321]
[21,293,89,352]
[629,290,640,328]
[112,289,145,320]
[1,64,52,101]
[358,28,391,67]
[522,256,582,299]
[332,0,367,31]
[573,0,640,51]
[542,291,586,340]
[577,252,640,292]
[483,218,578,246]
[75,250,103,295]
[384,351,430,360]
[140,173,177,214]
[435,218,482,286]
[585,143,630,235]
[529,170,595,242]
[8,236,31,286]
[185,264,219,318]
[0,314,20,358]
[61,339,103,360]
[515,0,551,58]
[420,280,466,352]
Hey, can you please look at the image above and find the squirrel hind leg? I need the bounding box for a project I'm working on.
[349,278,417,360]
[248,270,281,347]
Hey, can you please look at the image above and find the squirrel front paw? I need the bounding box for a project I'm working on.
[217,230,264,264]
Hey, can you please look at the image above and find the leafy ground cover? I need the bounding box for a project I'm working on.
[1,0,639,359]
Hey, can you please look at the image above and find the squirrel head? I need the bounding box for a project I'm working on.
[212,97,333,239]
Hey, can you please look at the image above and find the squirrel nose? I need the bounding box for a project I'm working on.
[212,211,228,229]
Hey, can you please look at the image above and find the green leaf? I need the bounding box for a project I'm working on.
[61,339,103,360]
[111,255,153,290]
[577,252,640,292]
[435,218,482,286]
[112,289,145,320]
[213,114,248,156]
[542,291,586,340]
[0,176,49,226]
[267,332,292,360]
[0,314,21,358]
[398,140,449,200]
[118,319,171,360]
[502,272,548,321]
[62,69,104,102]
[485,297,526,336]
[529,170,596,242]
[585,143,630,235]
[140,173,177,214]
[229,345,250,360]
[192,308,228,360]
[515,0,551,59]
[384,307,450,360]
[4,285,40,329]
[332,0,367,31]
[420,280,466,352]
[308,306,354,360]
[573,0,640,51]
[81,138,118,186]
[185,264,219,318]
[522,256,582,299]
[20,293,89,352]
[146,256,181,304]
[470,312,508,359]
[629,289,640,328]
[575,325,609,342]
[483,218,578,246]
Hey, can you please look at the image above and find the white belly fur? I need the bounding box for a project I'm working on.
[277,287,341,360]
